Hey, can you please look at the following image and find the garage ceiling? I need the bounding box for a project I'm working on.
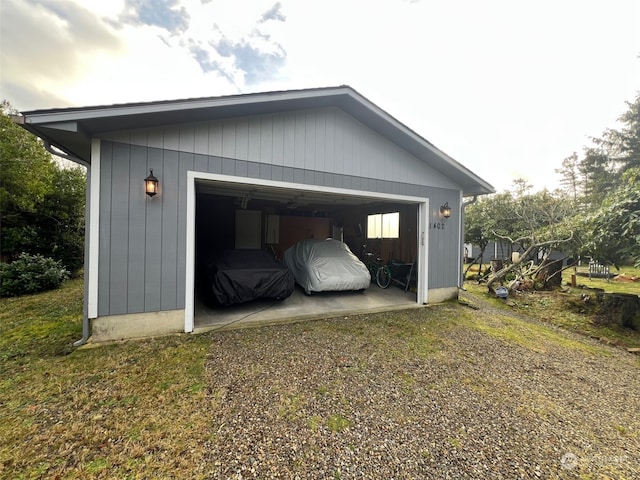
[195,179,410,211]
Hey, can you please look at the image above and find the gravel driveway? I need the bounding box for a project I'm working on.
[204,297,640,479]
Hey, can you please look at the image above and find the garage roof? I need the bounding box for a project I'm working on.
[17,85,494,196]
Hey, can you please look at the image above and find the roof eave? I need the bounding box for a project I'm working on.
[20,86,494,193]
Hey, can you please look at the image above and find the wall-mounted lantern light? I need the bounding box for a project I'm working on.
[440,202,451,219]
[144,169,159,197]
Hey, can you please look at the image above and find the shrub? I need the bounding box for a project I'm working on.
[0,253,69,297]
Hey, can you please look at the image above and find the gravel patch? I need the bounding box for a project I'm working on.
[203,301,640,479]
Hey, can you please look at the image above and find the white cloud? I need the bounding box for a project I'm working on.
[1,0,638,192]
[0,0,126,107]
[119,0,190,34]
[71,0,125,17]
[175,0,287,87]
[58,24,238,105]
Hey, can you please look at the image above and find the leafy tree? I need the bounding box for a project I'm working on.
[617,94,640,171]
[0,101,56,257]
[594,94,640,173]
[583,167,640,268]
[0,101,86,271]
[564,93,640,266]
[511,178,533,198]
[484,188,574,249]
[576,94,640,206]
[482,192,519,240]
[579,146,618,206]
[465,185,577,291]
[36,167,86,272]
[463,200,491,275]
[465,94,640,292]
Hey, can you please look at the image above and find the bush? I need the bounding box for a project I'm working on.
[0,253,69,297]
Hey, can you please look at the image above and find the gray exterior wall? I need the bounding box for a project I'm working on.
[467,241,567,266]
[96,106,463,317]
[468,241,514,265]
[102,107,459,190]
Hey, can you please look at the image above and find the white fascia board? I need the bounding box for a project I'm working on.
[417,201,429,304]
[36,120,79,132]
[184,171,197,333]
[344,93,495,195]
[87,139,100,318]
[23,87,355,125]
[457,190,464,287]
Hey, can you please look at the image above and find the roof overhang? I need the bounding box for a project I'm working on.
[17,86,495,196]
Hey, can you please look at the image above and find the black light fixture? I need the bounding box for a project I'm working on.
[440,202,451,219]
[144,169,159,197]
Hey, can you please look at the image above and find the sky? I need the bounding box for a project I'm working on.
[1,0,638,193]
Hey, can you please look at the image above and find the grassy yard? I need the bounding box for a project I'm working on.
[0,278,214,479]
[573,265,640,295]
[1,275,639,478]
[463,265,640,349]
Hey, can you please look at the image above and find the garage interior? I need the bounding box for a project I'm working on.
[193,179,422,330]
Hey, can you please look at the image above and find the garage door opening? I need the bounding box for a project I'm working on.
[185,173,429,332]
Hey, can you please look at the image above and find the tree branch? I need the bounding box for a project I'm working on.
[486,232,575,292]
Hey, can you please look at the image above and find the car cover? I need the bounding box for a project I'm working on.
[206,249,295,306]
[284,238,371,293]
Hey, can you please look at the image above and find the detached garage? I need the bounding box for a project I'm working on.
[17,86,494,343]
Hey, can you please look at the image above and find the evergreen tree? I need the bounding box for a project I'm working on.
[555,152,581,201]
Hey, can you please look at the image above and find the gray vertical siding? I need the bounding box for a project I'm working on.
[103,107,459,191]
[108,142,131,315]
[160,149,179,311]
[127,144,147,314]
[97,106,464,316]
[97,142,185,316]
[176,151,194,308]
[144,147,163,311]
[427,191,460,289]
[98,141,112,316]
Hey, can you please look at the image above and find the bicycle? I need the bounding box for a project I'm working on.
[360,246,392,288]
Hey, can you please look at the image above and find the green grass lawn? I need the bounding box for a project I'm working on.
[573,265,640,295]
[463,264,640,349]
[0,278,215,479]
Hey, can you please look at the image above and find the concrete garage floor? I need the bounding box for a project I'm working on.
[194,285,422,333]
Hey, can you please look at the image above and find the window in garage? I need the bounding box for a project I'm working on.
[367,212,399,239]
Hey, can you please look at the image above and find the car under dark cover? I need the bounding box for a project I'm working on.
[205,249,295,306]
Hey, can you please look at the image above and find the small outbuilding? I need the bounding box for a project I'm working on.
[18,86,494,342]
